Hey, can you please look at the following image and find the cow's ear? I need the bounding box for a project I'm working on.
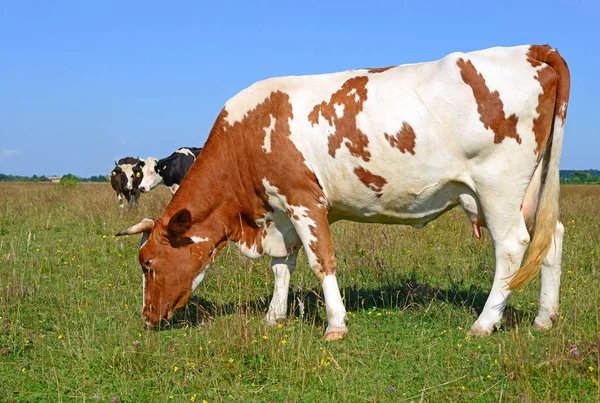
[167,209,193,239]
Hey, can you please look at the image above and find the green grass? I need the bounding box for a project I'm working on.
[1,183,599,402]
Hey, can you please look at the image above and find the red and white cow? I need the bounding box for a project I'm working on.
[118,45,569,339]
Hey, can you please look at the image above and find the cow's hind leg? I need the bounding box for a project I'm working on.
[533,220,564,330]
[265,253,298,325]
[470,200,531,336]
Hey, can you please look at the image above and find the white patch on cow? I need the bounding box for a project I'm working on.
[333,103,344,118]
[168,184,180,194]
[558,103,567,121]
[235,240,262,259]
[255,211,301,257]
[223,78,283,125]
[262,178,318,265]
[262,115,277,154]
[190,236,209,243]
[191,266,209,293]
[119,163,136,190]
[322,274,347,331]
[175,148,195,158]
[138,157,163,192]
[460,46,541,159]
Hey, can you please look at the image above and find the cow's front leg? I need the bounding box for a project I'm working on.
[265,253,298,325]
[287,204,347,340]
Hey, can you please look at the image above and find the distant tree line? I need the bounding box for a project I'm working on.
[82,175,109,183]
[0,174,108,182]
[560,170,600,184]
[0,174,49,182]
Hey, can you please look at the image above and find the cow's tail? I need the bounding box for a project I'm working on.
[509,45,570,289]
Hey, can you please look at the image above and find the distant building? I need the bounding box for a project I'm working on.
[48,175,62,183]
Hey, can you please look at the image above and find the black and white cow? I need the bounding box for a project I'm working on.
[136,147,202,194]
[110,157,142,208]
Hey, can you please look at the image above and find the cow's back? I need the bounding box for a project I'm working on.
[221,45,550,224]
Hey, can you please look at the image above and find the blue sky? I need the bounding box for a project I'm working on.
[0,1,598,176]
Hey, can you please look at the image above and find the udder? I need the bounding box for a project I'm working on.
[459,191,485,239]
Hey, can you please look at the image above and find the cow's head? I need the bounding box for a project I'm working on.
[116,209,227,328]
[110,165,128,194]
[131,162,144,194]
[137,157,163,192]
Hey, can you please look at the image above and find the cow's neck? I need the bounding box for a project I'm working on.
[161,116,269,250]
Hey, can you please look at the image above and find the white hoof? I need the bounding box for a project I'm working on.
[264,312,286,326]
[324,326,348,341]
[533,316,554,330]
[468,320,496,336]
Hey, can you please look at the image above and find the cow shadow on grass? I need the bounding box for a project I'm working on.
[166,272,529,332]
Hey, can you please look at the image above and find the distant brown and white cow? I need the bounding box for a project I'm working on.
[111,157,142,208]
[118,45,569,340]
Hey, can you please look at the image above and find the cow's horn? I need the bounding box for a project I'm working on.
[116,218,155,236]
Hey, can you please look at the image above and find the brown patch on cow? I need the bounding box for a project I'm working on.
[354,167,387,198]
[367,66,394,74]
[531,65,557,158]
[213,91,337,274]
[457,58,522,145]
[308,76,371,162]
[527,45,570,122]
[526,45,570,159]
[384,122,416,155]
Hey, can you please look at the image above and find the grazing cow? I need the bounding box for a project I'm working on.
[111,157,142,208]
[136,147,202,194]
[118,45,569,340]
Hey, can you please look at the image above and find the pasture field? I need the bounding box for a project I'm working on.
[1,183,599,402]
